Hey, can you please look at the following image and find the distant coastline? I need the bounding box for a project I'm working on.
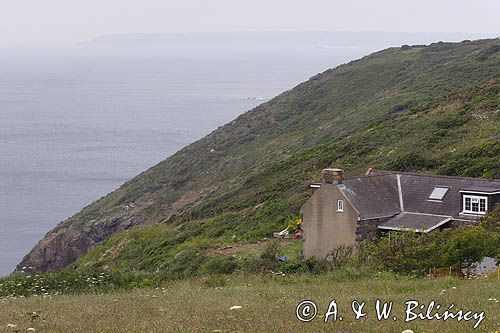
[78,31,492,48]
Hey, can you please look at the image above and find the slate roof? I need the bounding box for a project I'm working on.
[339,175,400,219]
[340,169,500,222]
[378,212,452,233]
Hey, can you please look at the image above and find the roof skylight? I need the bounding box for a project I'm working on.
[428,186,449,200]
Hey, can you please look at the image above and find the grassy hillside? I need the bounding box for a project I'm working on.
[2,273,499,332]
[18,38,500,274]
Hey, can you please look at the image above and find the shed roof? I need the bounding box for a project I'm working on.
[378,212,452,233]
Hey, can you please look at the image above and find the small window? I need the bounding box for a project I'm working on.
[429,186,449,200]
[337,199,344,212]
[463,195,487,214]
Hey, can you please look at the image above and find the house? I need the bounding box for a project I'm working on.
[301,168,500,260]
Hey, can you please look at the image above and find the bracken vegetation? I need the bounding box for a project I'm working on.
[2,207,499,298]
[16,39,500,282]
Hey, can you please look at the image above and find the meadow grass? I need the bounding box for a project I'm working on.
[1,272,499,332]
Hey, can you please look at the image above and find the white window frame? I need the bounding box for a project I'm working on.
[337,199,344,213]
[462,195,487,215]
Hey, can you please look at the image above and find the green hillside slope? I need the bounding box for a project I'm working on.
[17,39,500,274]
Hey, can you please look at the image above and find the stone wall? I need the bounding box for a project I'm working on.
[355,218,381,243]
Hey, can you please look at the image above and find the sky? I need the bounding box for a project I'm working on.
[1,0,500,45]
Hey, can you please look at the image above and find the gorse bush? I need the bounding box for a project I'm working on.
[286,216,302,233]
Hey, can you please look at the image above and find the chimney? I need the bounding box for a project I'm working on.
[322,168,344,184]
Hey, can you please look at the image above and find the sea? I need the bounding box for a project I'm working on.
[0,36,482,275]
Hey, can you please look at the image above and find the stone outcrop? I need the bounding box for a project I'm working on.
[16,208,146,273]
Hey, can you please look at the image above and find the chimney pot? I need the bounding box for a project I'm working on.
[322,168,344,184]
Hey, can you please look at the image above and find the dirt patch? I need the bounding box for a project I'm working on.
[206,239,299,257]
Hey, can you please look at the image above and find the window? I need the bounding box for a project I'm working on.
[463,195,487,215]
[428,186,449,200]
[337,199,344,212]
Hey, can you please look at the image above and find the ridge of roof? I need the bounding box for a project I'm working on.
[344,173,396,181]
[355,169,500,183]
[400,211,452,218]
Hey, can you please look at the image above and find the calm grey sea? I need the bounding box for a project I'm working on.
[0,45,379,275]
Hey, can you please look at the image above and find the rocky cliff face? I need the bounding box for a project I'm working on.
[18,228,94,273]
[16,39,500,274]
[17,186,202,273]
[17,204,148,272]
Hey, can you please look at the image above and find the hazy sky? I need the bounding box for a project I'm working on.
[1,0,500,45]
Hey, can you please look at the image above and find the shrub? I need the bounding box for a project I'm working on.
[198,275,227,288]
[326,245,355,267]
[360,232,443,275]
[480,203,500,233]
[387,151,436,171]
[362,218,499,275]
[479,204,500,262]
[440,227,496,271]
[258,240,281,271]
[303,257,333,274]
[198,257,238,275]
[286,216,302,234]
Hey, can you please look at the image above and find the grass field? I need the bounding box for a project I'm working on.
[1,271,499,332]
